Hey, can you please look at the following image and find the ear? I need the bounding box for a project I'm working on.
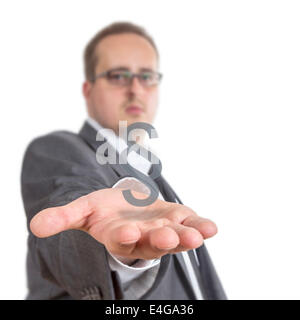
[82,81,92,101]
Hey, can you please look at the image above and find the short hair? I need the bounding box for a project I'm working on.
[83,21,160,82]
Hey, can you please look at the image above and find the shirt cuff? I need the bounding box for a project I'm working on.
[107,251,161,284]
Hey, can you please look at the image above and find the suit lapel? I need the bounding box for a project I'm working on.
[78,120,159,193]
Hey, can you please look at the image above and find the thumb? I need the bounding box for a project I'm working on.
[30,194,92,238]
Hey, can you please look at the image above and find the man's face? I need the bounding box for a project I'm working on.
[83,33,160,136]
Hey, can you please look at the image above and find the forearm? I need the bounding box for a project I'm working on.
[21,134,115,298]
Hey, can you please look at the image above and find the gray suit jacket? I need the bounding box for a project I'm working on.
[21,120,227,300]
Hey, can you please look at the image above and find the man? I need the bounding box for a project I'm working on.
[21,21,227,300]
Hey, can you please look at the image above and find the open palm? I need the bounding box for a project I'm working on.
[30,188,217,260]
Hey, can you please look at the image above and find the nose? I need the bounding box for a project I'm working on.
[128,76,144,95]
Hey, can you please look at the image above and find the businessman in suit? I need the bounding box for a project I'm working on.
[21,21,227,300]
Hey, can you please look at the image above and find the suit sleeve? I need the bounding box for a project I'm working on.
[21,131,119,300]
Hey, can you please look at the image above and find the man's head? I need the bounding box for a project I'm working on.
[82,22,161,136]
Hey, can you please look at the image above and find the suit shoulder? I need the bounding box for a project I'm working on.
[22,129,94,168]
[25,129,85,153]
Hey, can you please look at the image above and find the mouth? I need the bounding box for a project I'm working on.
[125,105,144,116]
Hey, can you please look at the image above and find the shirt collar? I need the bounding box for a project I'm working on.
[86,117,152,175]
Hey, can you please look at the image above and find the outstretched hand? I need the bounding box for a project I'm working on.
[30,188,217,260]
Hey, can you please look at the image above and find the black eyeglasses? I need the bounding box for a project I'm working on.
[92,68,163,87]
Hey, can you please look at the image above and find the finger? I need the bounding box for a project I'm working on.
[126,226,180,260]
[149,226,180,250]
[101,223,141,256]
[164,205,196,224]
[174,223,203,248]
[182,216,218,239]
[165,223,204,254]
[30,194,92,238]
[143,224,201,259]
[133,223,203,260]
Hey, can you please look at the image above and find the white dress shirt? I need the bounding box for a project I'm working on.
[86,117,203,299]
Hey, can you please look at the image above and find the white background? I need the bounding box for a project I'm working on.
[0,0,299,300]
